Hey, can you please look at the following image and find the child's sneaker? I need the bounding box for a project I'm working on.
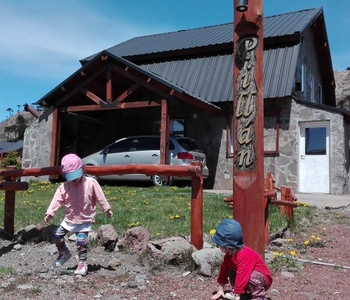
[224,292,235,300]
[53,251,72,267]
[74,261,88,276]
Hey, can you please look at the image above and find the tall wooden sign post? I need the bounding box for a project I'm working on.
[232,0,265,256]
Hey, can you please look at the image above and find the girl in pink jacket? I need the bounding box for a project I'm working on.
[44,153,113,276]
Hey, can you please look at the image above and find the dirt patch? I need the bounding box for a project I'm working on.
[0,206,349,300]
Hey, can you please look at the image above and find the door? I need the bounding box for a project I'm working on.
[99,139,133,180]
[298,122,330,193]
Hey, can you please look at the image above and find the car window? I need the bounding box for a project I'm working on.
[107,139,133,153]
[133,138,160,151]
[176,138,202,151]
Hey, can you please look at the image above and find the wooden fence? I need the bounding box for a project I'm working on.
[224,172,298,244]
[0,162,204,249]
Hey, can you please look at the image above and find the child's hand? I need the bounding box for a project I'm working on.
[106,209,113,218]
[211,290,225,300]
[44,214,52,224]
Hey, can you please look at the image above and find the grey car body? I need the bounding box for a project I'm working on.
[81,135,209,186]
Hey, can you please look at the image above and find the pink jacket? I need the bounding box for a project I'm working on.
[45,176,111,224]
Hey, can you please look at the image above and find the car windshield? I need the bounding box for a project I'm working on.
[176,138,203,152]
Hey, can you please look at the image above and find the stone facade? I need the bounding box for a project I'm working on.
[21,108,53,182]
[21,100,350,194]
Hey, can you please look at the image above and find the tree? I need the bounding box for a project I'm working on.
[3,115,30,141]
[1,151,21,169]
[6,108,13,117]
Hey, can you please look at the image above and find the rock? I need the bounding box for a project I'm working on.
[97,224,118,248]
[191,248,223,277]
[280,271,295,278]
[107,258,121,268]
[127,281,138,288]
[117,226,150,254]
[147,236,193,265]
[42,224,57,243]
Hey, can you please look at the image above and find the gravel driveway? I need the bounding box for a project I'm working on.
[0,204,349,300]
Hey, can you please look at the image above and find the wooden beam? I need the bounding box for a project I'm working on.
[106,65,112,103]
[55,67,106,106]
[160,99,169,165]
[80,87,105,105]
[59,100,161,113]
[116,81,142,103]
[50,108,59,167]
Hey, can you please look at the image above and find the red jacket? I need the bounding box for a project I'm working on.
[217,246,272,294]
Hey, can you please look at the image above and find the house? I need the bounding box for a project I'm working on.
[22,7,350,194]
[0,140,23,160]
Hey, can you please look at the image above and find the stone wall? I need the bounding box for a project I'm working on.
[264,99,349,194]
[21,108,53,182]
[20,100,350,194]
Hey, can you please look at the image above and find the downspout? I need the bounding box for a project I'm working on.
[24,103,42,119]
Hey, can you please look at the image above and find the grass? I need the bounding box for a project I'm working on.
[0,181,316,240]
[0,266,15,278]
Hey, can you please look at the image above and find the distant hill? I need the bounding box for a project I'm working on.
[0,111,36,141]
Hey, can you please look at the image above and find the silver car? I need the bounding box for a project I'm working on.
[81,135,209,186]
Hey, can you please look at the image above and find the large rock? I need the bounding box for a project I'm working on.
[191,247,223,277]
[147,236,194,265]
[97,224,118,248]
[116,226,150,255]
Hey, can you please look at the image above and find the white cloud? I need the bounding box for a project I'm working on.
[0,0,166,80]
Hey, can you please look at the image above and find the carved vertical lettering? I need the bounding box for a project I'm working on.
[234,35,258,171]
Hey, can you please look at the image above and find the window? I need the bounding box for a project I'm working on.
[107,139,133,153]
[133,138,160,151]
[226,115,234,158]
[318,84,323,104]
[305,127,327,155]
[310,75,315,102]
[264,109,280,155]
[301,64,306,93]
[153,119,184,136]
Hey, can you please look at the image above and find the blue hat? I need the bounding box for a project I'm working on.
[212,219,244,249]
[64,168,83,181]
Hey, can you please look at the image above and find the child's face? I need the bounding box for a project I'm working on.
[219,246,238,256]
[219,246,231,253]
[71,176,82,184]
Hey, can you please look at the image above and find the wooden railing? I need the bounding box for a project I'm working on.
[224,172,298,245]
[0,162,204,249]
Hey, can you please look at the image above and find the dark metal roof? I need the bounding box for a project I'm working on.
[140,44,300,103]
[0,140,23,154]
[36,50,222,112]
[39,6,333,110]
[81,7,322,61]
[78,7,328,103]
[140,55,233,102]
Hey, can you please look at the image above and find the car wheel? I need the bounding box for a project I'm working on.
[152,175,174,186]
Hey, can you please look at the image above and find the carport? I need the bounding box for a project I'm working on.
[36,50,224,172]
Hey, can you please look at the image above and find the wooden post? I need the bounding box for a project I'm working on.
[232,0,265,256]
[2,166,29,237]
[190,161,203,250]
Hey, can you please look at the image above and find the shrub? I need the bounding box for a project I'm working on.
[1,151,22,169]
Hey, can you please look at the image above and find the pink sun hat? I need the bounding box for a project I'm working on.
[61,153,83,181]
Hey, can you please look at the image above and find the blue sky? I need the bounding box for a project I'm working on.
[1,0,349,122]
